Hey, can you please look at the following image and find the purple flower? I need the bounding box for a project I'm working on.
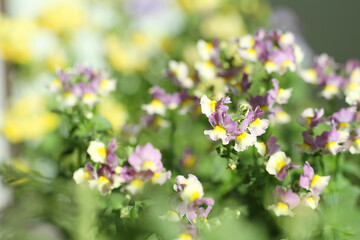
[295,131,318,154]
[204,111,239,145]
[299,161,330,194]
[128,143,163,173]
[234,106,269,152]
[255,135,281,157]
[106,138,118,167]
[268,186,300,217]
[266,151,300,180]
[181,198,215,223]
[315,127,343,155]
[297,108,326,129]
[330,107,356,128]
[200,95,231,117]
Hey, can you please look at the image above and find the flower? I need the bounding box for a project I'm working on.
[204,111,239,145]
[297,108,325,129]
[266,151,300,180]
[268,186,300,217]
[234,106,269,152]
[120,143,171,194]
[300,161,330,194]
[349,126,360,154]
[128,143,163,173]
[167,61,194,88]
[174,174,214,224]
[345,67,360,105]
[197,39,218,61]
[255,135,281,157]
[87,141,107,164]
[295,131,318,154]
[54,64,116,108]
[200,95,230,117]
[142,86,181,115]
[315,127,344,155]
[302,193,320,210]
[321,74,345,99]
[174,174,204,204]
[73,168,91,184]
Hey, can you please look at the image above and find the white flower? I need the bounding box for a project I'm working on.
[195,60,217,80]
[73,168,90,184]
[200,95,217,117]
[169,61,193,88]
[301,69,318,84]
[82,93,97,106]
[87,141,107,163]
[197,39,215,61]
[142,99,166,116]
[239,35,255,49]
[99,78,116,95]
[266,151,290,176]
[234,132,256,152]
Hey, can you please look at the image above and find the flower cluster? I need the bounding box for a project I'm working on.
[121,143,171,194]
[202,95,269,152]
[297,107,359,155]
[73,141,171,195]
[250,78,293,124]
[162,174,214,239]
[268,161,330,216]
[50,64,116,108]
[237,30,303,75]
[302,55,360,105]
[73,139,123,195]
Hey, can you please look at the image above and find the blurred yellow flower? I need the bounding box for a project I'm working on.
[105,34,149,74]
[200,12,247,40]
[178,0,220,13]
[182,44,201,66]
[46,51,67,71]
[2,95,59,143]
[0,16,37,64]
[38,2,85,34]
[97,97,127,134]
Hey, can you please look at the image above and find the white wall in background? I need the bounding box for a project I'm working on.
[0,1,12,210]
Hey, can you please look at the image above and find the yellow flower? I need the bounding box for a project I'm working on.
[105,34,149,74]
[178,0,220,13]
[97,97,127,133]
[1,95,59,143]
[0,16,37,64]
[200,12,247,40]
[46,51,67,71]
[38,2,85,34]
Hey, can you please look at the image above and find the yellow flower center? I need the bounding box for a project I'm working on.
[324,85,338,94]
[276,159,286,173]
[339,122,350,128]
[310,174,321,188]
[190,191,200,202]
[141,160,157,171]
[100,79,109,88]
[97,147,107,159]
[236,132,247,141]
[150,99,164,108]
[178,233,193,240]
[324,141,337,151]
[213,125,226,134]
[98,176,110,184]
[210,100,217,113]
[206,42,214,52]
[251,118,261,126]
[131,179,144,187]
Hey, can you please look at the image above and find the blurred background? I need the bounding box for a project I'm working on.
[0,0,360,238]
